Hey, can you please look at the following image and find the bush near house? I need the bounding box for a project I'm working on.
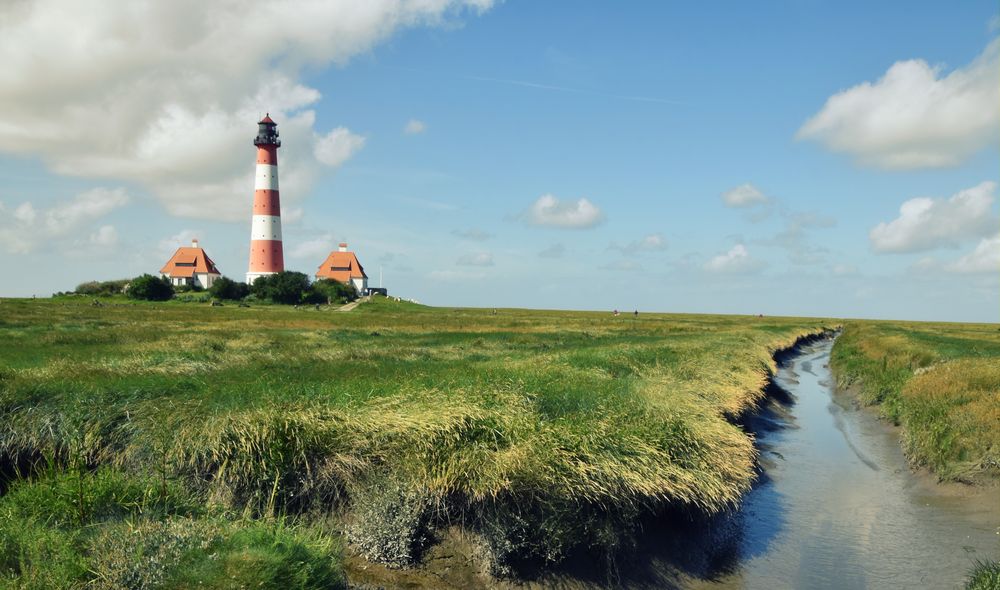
[208,276,251,301]
[308,279,358,305]
[250,271,313,304]
[74,279,130,296]
[126,274,174,302]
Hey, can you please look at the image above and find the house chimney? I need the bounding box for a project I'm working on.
[192,238,199,248]
[338,242,348,252]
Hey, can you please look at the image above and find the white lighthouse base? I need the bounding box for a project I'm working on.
[246,271,278,285]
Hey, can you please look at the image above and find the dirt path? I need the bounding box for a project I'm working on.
[338,296,369,312]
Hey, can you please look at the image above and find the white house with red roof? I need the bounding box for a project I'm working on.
[315,243,368,294]
[160,239,222,289]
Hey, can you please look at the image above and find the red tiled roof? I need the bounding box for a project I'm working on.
[260,114,275,124]
[160,246,221,277]
[315,250,367,282]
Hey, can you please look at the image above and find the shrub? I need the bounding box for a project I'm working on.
[346,476,433,568]
[250,271,312,304]
[209,276,251,301]
[307,279,358,305]
[75,279,130,296]
[127,274,174,302]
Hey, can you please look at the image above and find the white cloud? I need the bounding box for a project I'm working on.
[705,244,765,273]
[0,1,493,221]
[611,232,667,255]
[314,127,366,167]
[404,119,427,134]
[452,228,493,241]
[832,263,858,276]
[0,187,130,253]
[158,229,202,257]
[522,194,605,228]
[89,225,119,247]
[288,234,336,260]
[798,39,1000,169]
[870,181,996,253]
[946,234,1000,274]
[457,251,494,266]
[722,183,769,207]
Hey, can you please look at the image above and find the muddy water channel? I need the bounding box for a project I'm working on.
[681,337,999,589]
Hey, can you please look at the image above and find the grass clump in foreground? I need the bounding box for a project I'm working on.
[967,560,1000,590]
[830,321,1000,483]
[0,296,831,579]
[0,468,344,589]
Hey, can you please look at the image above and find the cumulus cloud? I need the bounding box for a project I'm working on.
[452,228,493,241]
[314,128,366,167]
[870,181,996,253]
[288,234,336,260]
[457,251,494,266]
[89,225,119,247]
[705,244,765,273]
[0,187,130,253]
[404,119,427,134]
[0,1,493,221]
[760,210,836,265]
[521,194,605,228]
[610,232,667,255]
[158,229,202,257]
[946,234,1000,274]
[722,183,769,207]
[798,39,1000,169]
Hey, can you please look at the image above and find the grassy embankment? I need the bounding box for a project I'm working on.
[0,296,829,585]
[831,321,1000,483]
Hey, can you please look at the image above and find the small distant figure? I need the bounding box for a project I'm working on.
[758,313,764,318]
[634,310,639,318]
[315,303,321,311]
[492,308,497,315]
[613,309,620,316]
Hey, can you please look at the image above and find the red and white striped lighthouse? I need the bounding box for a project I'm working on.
[246,114,284,284]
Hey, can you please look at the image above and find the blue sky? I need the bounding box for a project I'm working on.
[0,1,997,322]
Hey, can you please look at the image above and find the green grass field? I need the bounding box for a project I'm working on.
[0,295,833,585]
[3,296,996,587]
[830,320,1000,483]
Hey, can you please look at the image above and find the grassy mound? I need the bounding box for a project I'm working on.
[831,321,1000,482]
[0,296,829,577]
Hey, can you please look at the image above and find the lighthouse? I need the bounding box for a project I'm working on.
[246,114,284,284]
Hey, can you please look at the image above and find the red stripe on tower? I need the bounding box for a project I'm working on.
[246,114,284,284]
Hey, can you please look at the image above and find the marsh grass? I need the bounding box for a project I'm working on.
[0,296,830,577]
[0,468,344,589]
[967,559,1000,590]
[831,322,1000,482]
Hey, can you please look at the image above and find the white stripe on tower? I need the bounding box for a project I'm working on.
[254,165,279,191]
[251,214,283,241]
